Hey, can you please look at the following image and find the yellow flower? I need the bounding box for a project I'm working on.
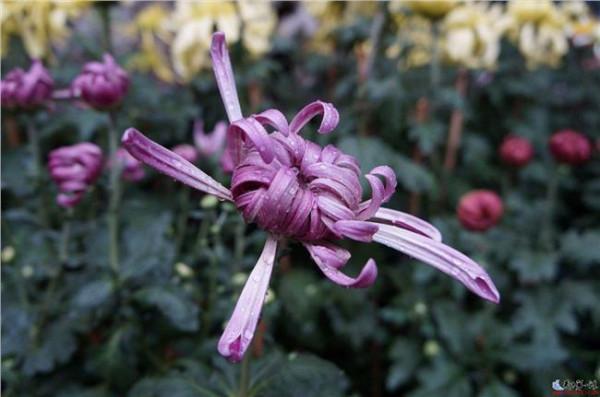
[1,0,89,59]
[508,0,552,23]
[404,0,459,20]
[443,3,511,69]
[560,0,598,47]
[304,1,377,54]
[169,0,275,82]
[238,0,276,57]
[387,6,434,69]
[508,0,570,68]
[128,4,175,83]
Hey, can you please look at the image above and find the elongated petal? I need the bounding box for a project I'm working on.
[218,236,278,362]
[333,220,378,242]
[211,32,243,122]
[304,242,377,288]
[371,207,442,242]
[229,118,275,164]
[358,174,385,220]
[254,109,289,136]
[289,101,339,135]
[368,166,397,203]
[371,223,499,303]
[122,128,232,200]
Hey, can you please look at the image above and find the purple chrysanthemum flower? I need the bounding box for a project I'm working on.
[171,144,199,164]
[115,147,145,182]
[72,54,129,110]
[193,119,234,172]
[194,120,228,157]
[0,60,54,110]
[48,143,103,208]
[122,32,500,363]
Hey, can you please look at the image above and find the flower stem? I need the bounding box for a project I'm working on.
[59,208,73,264]
[239,350,251,397]
[175,188,190,257]
[429,22,441,97]
[25,116,48,227]
[107,111,121,276]
[99,4,113,54]
[541,165,561,249]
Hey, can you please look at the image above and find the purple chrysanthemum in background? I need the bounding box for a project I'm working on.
[0,60,54,110]
[72,54,129,110]
[122,32,500,363]
[193,119,234,172]
[171,144,199,164]
[115,147,145,182]
[48,143,103,208]
[194,120,227,156]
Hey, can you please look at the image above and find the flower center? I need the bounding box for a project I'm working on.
[231,132,363,242]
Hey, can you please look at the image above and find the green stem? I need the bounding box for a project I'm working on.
[430,22,441,98]
[175,189,191,257]
[541,166,561,249]
[239,351,251,397]
[25,117,48,227]
[99,4,113,54]
[107,111,121,276]
[59,209,73,263]
[234,220,246,272]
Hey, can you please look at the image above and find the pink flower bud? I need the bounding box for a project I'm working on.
[457,190,503,232]
[72,54,129,110]
[171,144,198,164]
[499,135,533,167]
[549,129,592,165]
[114,147,145,182]
[0,61,54,110]
[48,143,103,208]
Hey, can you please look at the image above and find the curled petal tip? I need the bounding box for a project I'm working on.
[474,277,500,304]
[122,127,137,144]
[354,259,378,288]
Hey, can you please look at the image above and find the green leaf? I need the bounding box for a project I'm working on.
[560,230,600,267]
[408,358,471,397]
[479,381,519,397]
[121,200,175,280]
[261,354,350,397]
[386,340,421,391]
[337,136,434,193]
[72,279,114,310]
[1,307,33,357]
[129,377,209,397]
[134,287,199,331]
[508,251,557,282]
[408,121,445,154]
[22,320,77,376]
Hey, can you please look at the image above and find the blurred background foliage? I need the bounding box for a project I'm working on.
[1,1,600,396]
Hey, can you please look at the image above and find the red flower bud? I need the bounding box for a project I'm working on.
[549,129,592,165]
[457,190,503,232]
[499,135,533,167]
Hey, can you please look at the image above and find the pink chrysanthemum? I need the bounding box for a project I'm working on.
[48,143,103,208]
[0,60,54,110]
[122,32,500,363]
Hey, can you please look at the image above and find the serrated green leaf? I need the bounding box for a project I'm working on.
[134,287,199,331]
[508,251,557,282]
[560,230,600,266]
[261,354,350,397]
[337,136,434,193]
[72,279,114,310]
